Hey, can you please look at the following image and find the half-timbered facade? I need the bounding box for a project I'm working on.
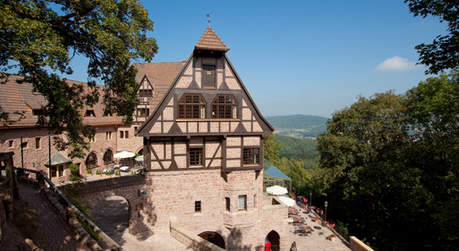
[137,28,289,250]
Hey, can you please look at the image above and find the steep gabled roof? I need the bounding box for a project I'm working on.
[194,27,230,52]
[133,61,185,112]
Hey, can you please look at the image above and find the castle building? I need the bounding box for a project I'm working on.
[0,27,290,249]
[137,27,289,250]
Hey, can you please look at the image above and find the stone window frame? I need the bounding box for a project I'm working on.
[238,195,247,211]
[225,197,231,212]
[35,137,41,150]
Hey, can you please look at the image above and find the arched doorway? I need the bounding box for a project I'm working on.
[85,152,98,169]
[103,149,114,165]
[137,148,143,155]
[198,231,225,249]
[88,195,129,243]
[266,230,280,251]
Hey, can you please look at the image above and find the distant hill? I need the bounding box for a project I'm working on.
[266,114,328,138]
[274,134,318,160]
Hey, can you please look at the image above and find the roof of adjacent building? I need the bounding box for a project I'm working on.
[194,27,230,52]
[132,61,185,110]
[264,161,291,180]
[45,152,72,166]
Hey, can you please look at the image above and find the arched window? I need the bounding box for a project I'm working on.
[103,149,113,164]
[178,94,206,119]
[211,95,237,119]
[85,152,98,169]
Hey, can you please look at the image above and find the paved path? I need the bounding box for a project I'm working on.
[16,183,87,251]
[287,205,350,251]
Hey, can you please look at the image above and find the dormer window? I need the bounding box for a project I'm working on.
[211,95,237,119]
[139,89,153,97]
[137,108,149,117]
[178,94,206,119]
[202,64,216,89]
[85,110,96,117]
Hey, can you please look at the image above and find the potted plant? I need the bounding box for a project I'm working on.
[96,170,101,176]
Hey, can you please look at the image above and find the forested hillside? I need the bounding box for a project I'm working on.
[274,134,318,168]
[267,114,328,138]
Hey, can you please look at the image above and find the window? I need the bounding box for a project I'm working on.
[84,110,96,117]
[103,109,112,117]
[134,126,138,132]
[202,64,216,88]
[50,166,57,177]
[254,194,257,208]
[32,109,44,116]
[35,137,40,149]
[243,148,260,165]
[21,141,28,149]
[8,140,13,148]
[103,149,113,164]
[195,201,201,213]
[238,195,247,211]
[119,130,128,139]
[89,136,95,143]
[139,89,153,97]
[58,165,64,177]
[189,147,203,166]
[225,197,230,212]
[137,108,149,117]
[178,94,206,119]
[105,131,112,140]
[211,95,237,119]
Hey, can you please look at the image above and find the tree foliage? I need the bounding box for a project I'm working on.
[0,0,158,158]
[404,0,458,74]
[316,74,458,250]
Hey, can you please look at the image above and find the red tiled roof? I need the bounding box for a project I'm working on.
[133,61,185,110]
[194,27,230,52]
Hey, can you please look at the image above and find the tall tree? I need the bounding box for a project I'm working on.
[404,0,458,74]
[0,0,158,158]
[317,74,458,250]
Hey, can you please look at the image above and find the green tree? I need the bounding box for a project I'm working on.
[404,0,458,74]
[264,134,281,167]
[0,0,158,158]
[317,74,458,250]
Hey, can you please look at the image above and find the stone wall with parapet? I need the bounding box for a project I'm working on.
[350,236,374,251]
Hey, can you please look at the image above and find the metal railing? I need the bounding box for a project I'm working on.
[15,167,121,250]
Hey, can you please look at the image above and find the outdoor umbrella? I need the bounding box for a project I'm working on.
[277,196,296,207]
[266,185,288,195]
[114,150,135,159]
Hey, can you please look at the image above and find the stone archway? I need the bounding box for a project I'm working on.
[88,195,130,244]
[85,152,98,169]
[199,231,225,249]
[266,230,280,251]
[103,149,114,165]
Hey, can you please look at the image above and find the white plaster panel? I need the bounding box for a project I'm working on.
[205,142,220,158]
[199,122,208,133]
[209,159,221,167]
[184,62,192,75]
[243,136,260,146]
[242,98,248,107]
[162,161,171,169]
[178,122,187,133]
[210,122,219,133]
[230,122,239,132]
[163,122,172,133]
[150,122,161,133]
[163,107,174,121]
[175,156,186,169]
[176,76,192,89]
[175,142,186,154]
[242,108,252,120]
[227,148,241,159]
[152,143,164,159]
[226,159,240,168]
[167,96,174,106]
[188,122,197,133]
[242,122,252,132]
[227,136,241,146]
[226,78,241,90]
[150,161,161,170]
[165,143,171,159]
[220,122,229,132]
[253,121,263,132]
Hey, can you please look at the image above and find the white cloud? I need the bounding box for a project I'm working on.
[375,56,419,72]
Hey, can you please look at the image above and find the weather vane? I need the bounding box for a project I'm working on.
[206,13,211,27]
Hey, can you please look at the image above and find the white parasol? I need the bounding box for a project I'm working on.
[277,196,296,207]
[266,185,288,195]
[114,150,135,159]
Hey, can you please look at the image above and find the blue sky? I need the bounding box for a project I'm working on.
[68,0,447,118]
